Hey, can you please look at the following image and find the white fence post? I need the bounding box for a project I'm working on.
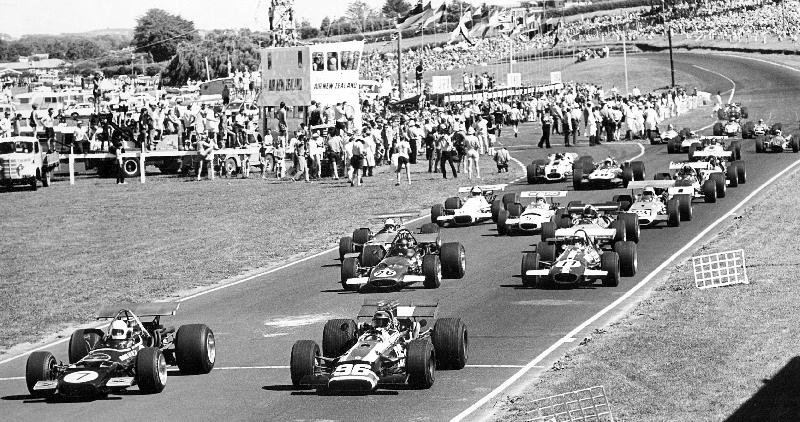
[140,144,145,184]
[68,145,75,185]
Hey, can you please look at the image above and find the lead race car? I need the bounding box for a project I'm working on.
[572,156,645,190]
[26,303,215,399]
[340,228,466,292]
[526,152,579,184]
[290,300,468,391]
[430,184,507,227]
[542,201,641,245]
[338,213,435,262]
[687,136,742,161]
[615,181,693,227]
[496,191,566,236]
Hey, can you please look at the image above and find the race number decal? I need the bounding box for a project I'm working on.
[63,371,99,383]
[554,261,581,269]
[372,268,396,278]
[333,363,372,377]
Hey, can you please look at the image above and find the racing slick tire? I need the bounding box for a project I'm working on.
[507,203,523,218]
[175,324,216,374]
[712,122,724,136]
[679,127,692,140]
[521,252,541,288]
[360,244,385,267]
[407,339,435,388]
[667,198,680,227]
[496,210,510,236]
[610,220,627,243]
[654,172,672,180]
[536,241,557,264]
[340,257,360,291]
[711,173,726,198]
[617,213,640,243]
[26,351,57,397]
[526,164,538,184]
[621,166,634,188]
[791,138,799,153]
[755,135,765,153]
[727,163,739,188]
[68,328,104,364]
[688,144,697,161]
[615,241,637,277]
[136,347,167,394]
[630,161,645,181]
[491,199,504,222]
[741,107,749,119]
[717,109,726,120]
[322,319,357,358]
[578,156,594,172]
[678,194,693,221]
[422,255,442,289]
[440,242,466,279]
[600,252,621,287]
[730,141,742,161]
[703,179,717,203]
[667,138,678,154]
[290,340,320,388]
[432,318,468,370]
[742,121,755,139]
[612,194,633,211]
[736,161,746,183]
[540,222,556,243]
[420,223,440,234]
[339,236,355,261]
[431,204,445,225]
[502,192,520,206]
[572,163,584,190]
[444,196,462,210]
[352,228,372,245]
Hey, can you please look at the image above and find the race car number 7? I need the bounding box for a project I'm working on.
[333,363,372,376]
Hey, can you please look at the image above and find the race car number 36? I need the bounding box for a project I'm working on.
[333,363,372,376]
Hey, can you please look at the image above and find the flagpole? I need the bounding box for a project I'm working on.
[398,30,404,99]
[623,29,629,96]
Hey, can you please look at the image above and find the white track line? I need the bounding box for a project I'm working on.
[0,376,24,381]
[451,157,800,422]
[694,65,736,104]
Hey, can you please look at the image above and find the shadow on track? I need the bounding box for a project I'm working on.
[262,385,400,396]
[725,357,800,421]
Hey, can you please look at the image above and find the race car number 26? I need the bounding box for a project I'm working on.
[333,363,372,376]
[372,268,396,278]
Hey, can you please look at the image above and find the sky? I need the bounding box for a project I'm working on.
[0,0,523,38]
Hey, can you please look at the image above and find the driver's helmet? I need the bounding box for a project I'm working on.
[110,319,130,341]
[384,218,397,230]
[582,205,598,218]
[396,237,409,251]
[681,165,694,177]
[642,188,656,199]
[372,311,392,329]
[536,197,547,206]
[708,157,719,167]
[555,153,564,159]
[573,235,587,246]
[729,117,735,122]
[603,157,614,167]
[775,129,782,135]
[470,186,482,196]
[758,119,764,124]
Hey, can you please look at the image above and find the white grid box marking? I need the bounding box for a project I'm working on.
[692,249,748,289]
[525,385,614,422]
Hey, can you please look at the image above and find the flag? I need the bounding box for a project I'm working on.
[448,7,474,45]
[551,20,563,47]
[468,6,491,38]
[421,1,446,29]
[396,1,430,30]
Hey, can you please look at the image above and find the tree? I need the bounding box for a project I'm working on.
[133,9,197,62]
[346,1,373,32]
[382,0,411,17]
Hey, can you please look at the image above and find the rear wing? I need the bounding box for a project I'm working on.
[564,202,621,214]
[520,191,567,198]
[97,302,180,319]
[414,233,441,245]
[691,150,733,159]
[357,300,438,322]
[698,136,729,141]
[669,161,712,170]
[457,184,507,193]
[626,180,675,190]
[553,227,616,240]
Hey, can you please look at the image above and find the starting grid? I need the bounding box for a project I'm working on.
[524,386,614,422]
[692,249,748,289]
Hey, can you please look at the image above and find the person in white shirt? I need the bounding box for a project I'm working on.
[475,116,488,155]
[0,112,11,137]
[395,137,411,186]
[464,127,481,180]
[308,131,324,179]
[509,105,521,138]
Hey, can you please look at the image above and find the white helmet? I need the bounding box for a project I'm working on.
[470,186,482,196]
[384,218,396,228]
[110,320,129,341]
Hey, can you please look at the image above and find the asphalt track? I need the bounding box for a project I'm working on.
[1,52,799,421]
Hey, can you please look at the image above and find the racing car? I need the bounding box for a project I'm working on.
[338,213,437,261]
[25,302,215,399]
[755,127,799,153]
[572,156,645,190]
[290,300,467,391]
[657,158,746,203]
[430,184,507,227]
[712,118,743,137]
[526,152,579,184]
[521,229,637,289]
[496,191,566,236]
[613,181,693,227]
[666,130,717,154]
[542,201,640,244]
[340,228,466,292]
[716,103,748,121]
[686,137,742,162]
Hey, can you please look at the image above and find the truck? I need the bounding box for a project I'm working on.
[0,136,60,190]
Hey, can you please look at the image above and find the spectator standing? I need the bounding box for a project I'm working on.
[327,128,343,179]
[349,137,364,187]
[42,108,55,151]
[114,136,126,184]
[195,128,215,181]
[475,116,488,155]
[395,135,411,186]
[464,127,481,180]
[292,135,310,182]
[509,104,521,138]
[539,111,552,148]
[309,131,324,179]
[570,106,582,146]
[361,126,376,177]
[493,146,510,173]
[440,132,458,179]
[0,112,10,137]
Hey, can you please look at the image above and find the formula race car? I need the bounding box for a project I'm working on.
[430,184,507,227]
[660,158,746,203]
[687,137,741,161]
[26,303,215,399]
[755,128,799,153]
[716,103,748,121]
[572,156,645,190]
[521,229,637,288]
[614,181,693,227]
[712,118,742,137]
[526,152,579,184]
[338,213,435,261]
[666,130,719,154]
[290,300,467,391]
[340,228,466,292]
[496,191,566,236]
[543,201,640,244]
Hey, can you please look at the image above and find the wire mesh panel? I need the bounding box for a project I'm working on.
[692,249,748,289]
[525,385,614,422]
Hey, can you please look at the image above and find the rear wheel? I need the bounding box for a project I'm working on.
[26,351,56,397]
[601,252,620,287]
[667,138,677,154]
[444,197,462,210]
[290,340,319,387]
[572,163,584,190]
[526,164,537,184]
[507,203,523,218]
[407,340,435,388]
[614,241,637,277]
[727,163,739,188]
[175,324,216,374]
[338,236,355,261]
[712,173,726,198]
[678,194,693,220]
[136,347,167,394]
[536,241,556,263]
[491,199,504,222]
[322,319,357,358]
[431,204,445,225]
[621,166,633,187]
[68,328,104,363]
[521,253,540,288]
[737,161,747,184]
[667,198,680,227]
[432,318,468,369]
[352,228,372,245]
[712,122,723,136]
[540,221,556,243]
[496,210,509,236]
[703,180,717,203]
[791,138,799,153]
[502,193,519,206]
[341,257,359,291]
[617,213,639,243]
[420,223,440,234]
[755,135,765,153]
[360,244,385,267]
[630,161,645,180]
[422,255,442,288]
[611,220,627,242]
[440,242,466,279]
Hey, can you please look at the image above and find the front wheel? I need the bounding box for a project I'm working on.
[26,351,56,397]
[440,242,466,279]
[422,255,442,288]
[175,324,216,374]
[136,347,167,394]
[407,340,435,389]
[432,318,468,369]
[290,340,320,387]
[521,252,540,288]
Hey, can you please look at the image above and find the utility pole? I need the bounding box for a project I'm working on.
[662,0,676,87]
[397,30,403,99]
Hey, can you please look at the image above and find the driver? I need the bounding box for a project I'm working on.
[678,164,698,182]
[641,188,657,202]
[724,117,740,134]
[773,129,786,145]
[106,319,132,349]
[753,119,768,135]
[369,310,398,337]
[602,156,617,169]
[532,197,548,208]
[575,204,598,224]
[383,218,398,232]
[662,124,679,140]
[470,186,482,197]
[572,233,600,265]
